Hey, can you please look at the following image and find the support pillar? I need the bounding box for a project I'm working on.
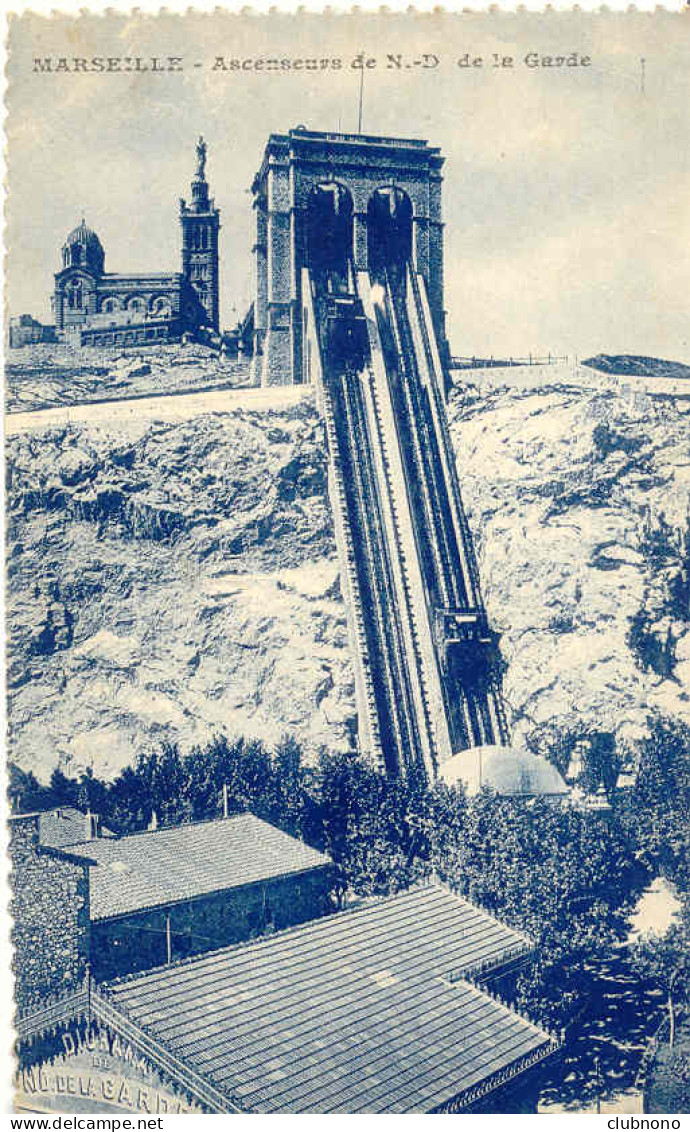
[262,161,293,386]
[250,197,268,386]
[353,212,368,273]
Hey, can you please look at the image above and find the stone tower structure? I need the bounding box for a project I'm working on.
[250,127,446,386]
[180,137,221,331]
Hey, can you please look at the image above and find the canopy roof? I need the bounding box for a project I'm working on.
[105,884,555,1113]
[440,745,570,798]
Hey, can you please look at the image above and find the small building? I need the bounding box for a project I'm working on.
[8,314,56,348]
[55,813,334,981]
[10,808,334,989]
[439,744,570,802]
[37,806,116,849]
[101,884,558,1113]
[14,884,560,1114]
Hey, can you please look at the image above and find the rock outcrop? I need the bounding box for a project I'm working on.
[7,401,355,779]
[447,378,690,753]
[6,361,689,782]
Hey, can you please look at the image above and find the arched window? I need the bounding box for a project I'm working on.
[102,298,117,313]
[305,182,354,282]
[151,296,172,318]
[367,186,413,278]
[127,296,144,313]
[67,281,83,310]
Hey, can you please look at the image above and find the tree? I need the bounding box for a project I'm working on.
[632,714,690,890]
[49,767,79,807]
[631,918,690,1048]
[430,789,641,1027]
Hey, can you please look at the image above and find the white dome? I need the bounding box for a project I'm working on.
[439,744,570,799]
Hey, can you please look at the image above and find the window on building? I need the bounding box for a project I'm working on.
[67,281,83,310]
[306,182,354,282]
[151,297,172,318]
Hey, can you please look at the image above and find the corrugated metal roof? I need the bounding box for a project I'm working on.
[67,814,331,921]
[106,885,553,1113]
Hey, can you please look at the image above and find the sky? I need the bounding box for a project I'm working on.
[6,10,690,362]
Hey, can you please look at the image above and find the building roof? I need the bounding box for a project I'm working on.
[105,884,555,1114]
[67,814,331,922]
[63,219,103,250]
[439,745,570,799]
[38,806,116,849]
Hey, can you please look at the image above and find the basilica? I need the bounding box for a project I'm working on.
[52,138,220,348]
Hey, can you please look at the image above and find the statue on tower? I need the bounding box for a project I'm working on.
[195,136,207,179]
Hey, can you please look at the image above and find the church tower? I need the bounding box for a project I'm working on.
[180,137,220,331]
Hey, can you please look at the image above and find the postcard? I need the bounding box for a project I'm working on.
[4,8,690,1117]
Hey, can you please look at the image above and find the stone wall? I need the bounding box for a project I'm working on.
[77,319,180,349]
[9,815,91,1013]
[91,866,335,982]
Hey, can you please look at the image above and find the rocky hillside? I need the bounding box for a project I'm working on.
[583,354,690,381]
[6,400,355,779]
[6,367,690,781]
[6,343,250,412]
[447,377,690,756]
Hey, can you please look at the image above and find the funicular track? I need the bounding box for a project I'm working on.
[305,262,508,780]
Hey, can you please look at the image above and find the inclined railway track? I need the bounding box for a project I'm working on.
[307,263,509,779]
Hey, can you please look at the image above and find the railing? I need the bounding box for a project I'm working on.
[91,986,239,1113]
[433,1035,562,1113]
[409,269,510,746]
[15,978,91,1042]
[303,268,384,769]
[450,354,570,370]
[364,370,440,774]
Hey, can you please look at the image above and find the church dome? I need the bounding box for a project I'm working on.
[61,220,105,273]
[439,744,570,800]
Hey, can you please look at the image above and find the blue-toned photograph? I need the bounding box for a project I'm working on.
[4,9,690,1117]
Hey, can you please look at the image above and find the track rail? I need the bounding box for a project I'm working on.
[304,261,509,778]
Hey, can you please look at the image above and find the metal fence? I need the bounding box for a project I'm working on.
[450,354,571,370]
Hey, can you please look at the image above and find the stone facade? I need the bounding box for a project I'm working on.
[90,866,334,982]
[52,139,220,347]
[8,314,56,348]
[180,136,221,332]
[250,127,447,386]
[9,814,91,1013]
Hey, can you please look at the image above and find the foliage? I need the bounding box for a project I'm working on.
[656,1046,690,1112]
[627,602,677,678]
[627,513,690,676]
[627,714,690,891]
[630,916,690,1048]
[430,791,640,1027]
[640,512,687,577]
[10,733,645,1029]
[592,423,646,461]
[525,723,621,797]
